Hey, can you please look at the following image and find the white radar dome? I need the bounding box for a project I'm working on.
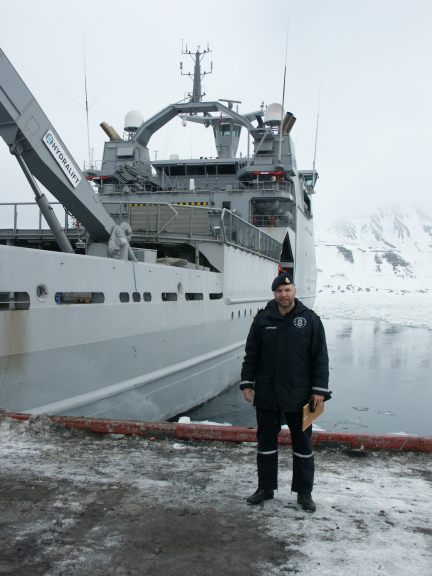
[124,110,144,133]
[264,103,284,126]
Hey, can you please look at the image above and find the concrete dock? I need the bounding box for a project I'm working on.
[1,415,431,575]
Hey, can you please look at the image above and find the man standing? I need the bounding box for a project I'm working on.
[240,272,330,512]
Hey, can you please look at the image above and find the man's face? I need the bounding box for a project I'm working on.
[274,283,296,311]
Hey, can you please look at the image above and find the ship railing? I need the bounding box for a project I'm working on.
[0,201,81,236]
[0,200,281,262]
[114,201,281,261]
[98,178,293,195]
[220,209,280,260]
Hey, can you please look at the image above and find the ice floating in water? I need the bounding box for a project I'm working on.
[377,410,395,416]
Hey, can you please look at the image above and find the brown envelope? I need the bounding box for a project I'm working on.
[302,402,324,431]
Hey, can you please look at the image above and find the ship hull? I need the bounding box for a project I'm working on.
[1,244,302,420]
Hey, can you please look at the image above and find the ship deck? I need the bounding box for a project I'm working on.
[1,414,431,576]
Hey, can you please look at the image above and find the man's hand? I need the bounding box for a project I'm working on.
[310,394,325,410]
[242,388,254,403]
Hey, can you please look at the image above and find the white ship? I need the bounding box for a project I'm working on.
[0,46,318,421]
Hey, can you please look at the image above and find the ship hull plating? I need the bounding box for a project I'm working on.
[0,243,317,420]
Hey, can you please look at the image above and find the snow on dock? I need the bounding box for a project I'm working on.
[1,415,431,576]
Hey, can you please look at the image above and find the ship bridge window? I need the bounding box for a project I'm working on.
[205,164,217,175]
[169,165,187,176]
[132,292,141,302]
[186,165,205,176]
[143,292,152,302]
[251,197,295,227]
[219,124,241,137]
[0,291,30,311]
[217,163,236,175]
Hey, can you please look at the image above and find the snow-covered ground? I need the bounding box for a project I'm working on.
[0,416,431,576]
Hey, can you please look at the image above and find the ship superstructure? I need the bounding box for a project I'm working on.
[0,46,318,420]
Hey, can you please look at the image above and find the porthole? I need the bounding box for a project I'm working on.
[36,284,48,301]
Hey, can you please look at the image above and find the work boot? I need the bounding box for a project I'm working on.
[297,492,316,512]
[246,488,274,505]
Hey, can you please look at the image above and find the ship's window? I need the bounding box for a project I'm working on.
[186,164,205,176]
[162,292,178,301]
[205,164,217,175]
[303,192,312,216]
[217,163,236,175]
[119,292,130,303]
[132,292,141,302]
[0,291,30,311]
[169,165,186,176]
[251,197,295,227]
[209,293,223,300]
[185,292,203,301]
[238,310,241,318]
[55,292,105,305]
[222,201,231,210]
[231,311,234,320]
[143,292,152,302]
[117,146,135,158]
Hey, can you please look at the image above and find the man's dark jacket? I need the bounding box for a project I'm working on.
[240,299,329,412]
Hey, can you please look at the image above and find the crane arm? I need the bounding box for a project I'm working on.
[0,48,116,242]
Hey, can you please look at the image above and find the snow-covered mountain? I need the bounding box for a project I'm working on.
[315,207,432,294]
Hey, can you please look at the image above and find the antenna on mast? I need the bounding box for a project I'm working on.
[312,84,322,189]
[83,36,92,170]
[180,42,212,103]
[278,21,289,163]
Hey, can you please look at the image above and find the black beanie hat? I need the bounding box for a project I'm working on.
[271,272,294,291]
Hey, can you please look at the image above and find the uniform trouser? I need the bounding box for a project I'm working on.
[256,408,314,494]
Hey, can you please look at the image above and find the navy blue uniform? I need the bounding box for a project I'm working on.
[240,298,330,493]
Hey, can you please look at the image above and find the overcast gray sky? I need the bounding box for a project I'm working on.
[1,0,431,224]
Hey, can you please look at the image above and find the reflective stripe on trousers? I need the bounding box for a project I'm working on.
[256,408,314,493]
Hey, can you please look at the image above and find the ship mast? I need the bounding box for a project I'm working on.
[180,42,213,103]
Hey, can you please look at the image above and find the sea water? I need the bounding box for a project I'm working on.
[183,319,432,436]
